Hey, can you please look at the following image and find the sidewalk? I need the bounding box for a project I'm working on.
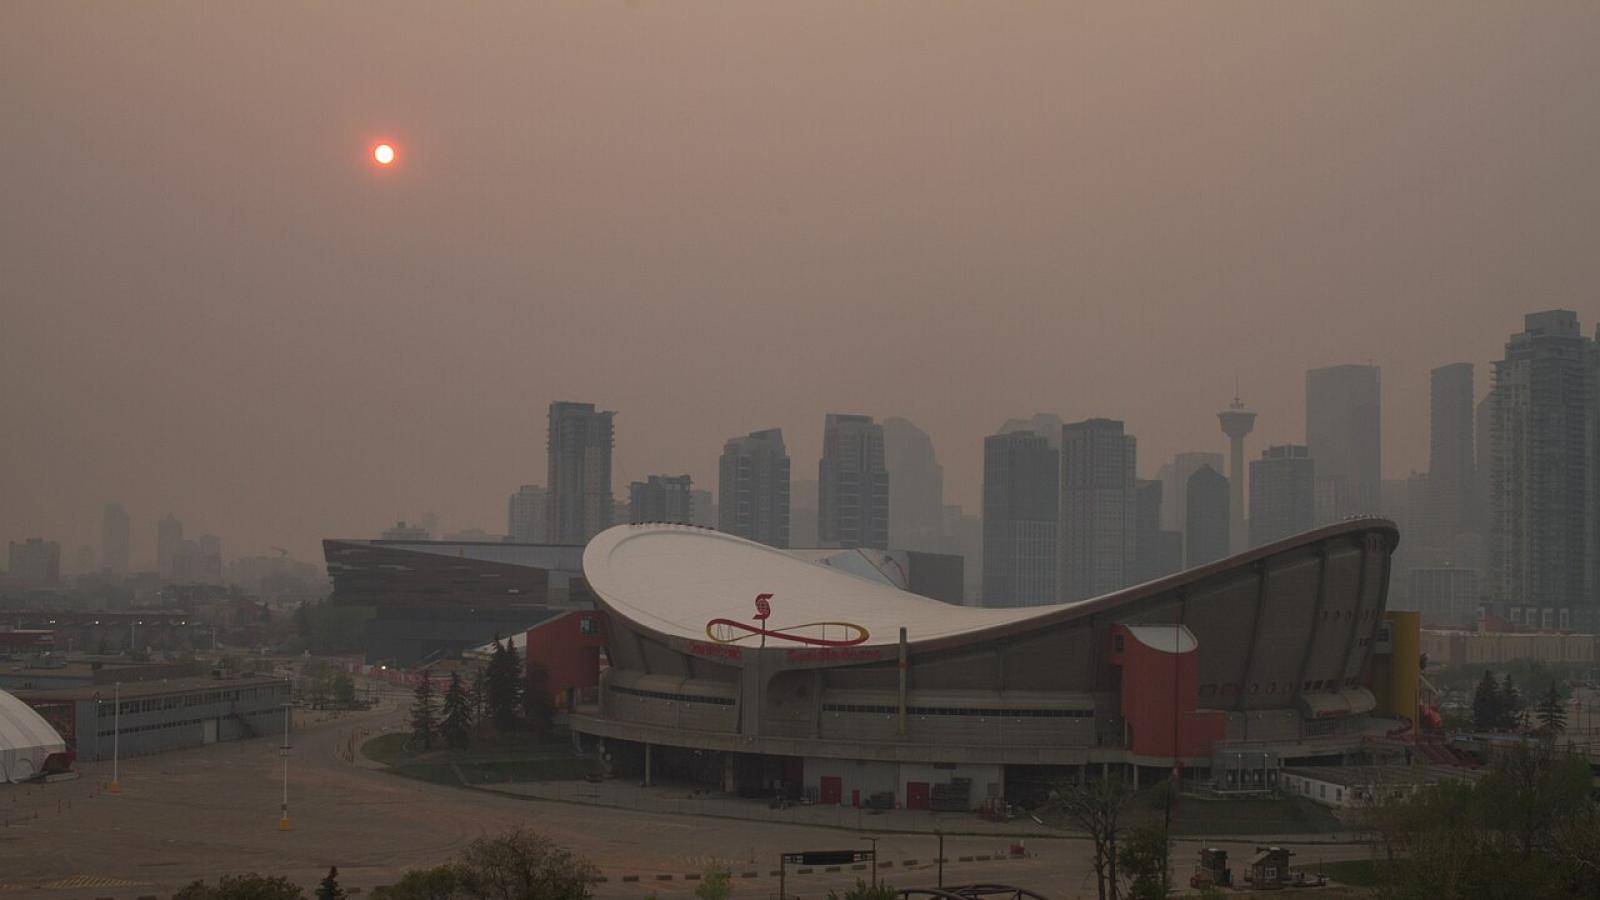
[472,777,1371,845]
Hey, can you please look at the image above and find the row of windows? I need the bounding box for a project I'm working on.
[96,711,266,738]
[822,703,1095,719]
[611,685,734,707]
[96,685,290,718]
[1196,676,1362,700]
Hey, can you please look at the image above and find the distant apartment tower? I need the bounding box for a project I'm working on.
[7,538,61,586]
[1426,363,1476,546]
[1306,365,1381,523]
[1250,445,1316,547]
[1060,418,1137,601]
[156,513,183,581]
[883,417,946,552]
[1488,311,1600,629]
[547,401,616,544]
[507,485,548,543]
[102,502,130,574]
[818,414,889,550]
[718,429,791,547]
[689,489,716,528]
[1185,464,1230,568]
[982,430,1059,606]
[629,475,694,524]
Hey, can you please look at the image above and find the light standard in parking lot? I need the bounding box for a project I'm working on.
[279,702,292,831]
[108,682,122,793]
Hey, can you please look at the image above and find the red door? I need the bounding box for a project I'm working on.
[851,789,860,807]
[820,776,842,805]
[906,781,931,810]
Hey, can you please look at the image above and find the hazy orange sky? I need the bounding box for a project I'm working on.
[4,3,1599,566]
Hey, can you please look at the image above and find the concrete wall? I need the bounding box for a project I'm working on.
[804,757,898,806]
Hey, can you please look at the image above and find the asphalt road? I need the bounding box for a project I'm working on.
[0,692,1374,899]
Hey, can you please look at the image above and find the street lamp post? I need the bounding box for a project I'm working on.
[108,682,122,793]
[279,702,292,831]
[863,836,880,887]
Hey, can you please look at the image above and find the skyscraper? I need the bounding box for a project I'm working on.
[507,485,548,543]
[883,417,946,552]
[718,428,790,547]
[1060,418,1137,601]
[1305,365,1381,524]
[818,414,889,550]
[982,429,1059,606]
[1426,363,1476,548]
[546,401,615,544]
[1487,310,1600,629]
[1185,463,1230,568]
[156,513,183,582]
[1249,445,1315,547]
[195,534,223,584]
[102,502,130,575]
[1134,479,1182,582]
[7,538,60,586]
[1216,397,1256,552]
[790,478,819,548]
[629,475,694,524]
[1157,451,1225,535]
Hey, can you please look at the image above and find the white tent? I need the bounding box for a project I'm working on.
[0,688,66,784]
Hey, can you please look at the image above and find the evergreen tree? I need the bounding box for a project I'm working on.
[1472,670,1501,731]
[486,639,524,732]
[315,867,344,900]
[1536,682,1568,735]
[440,670,473,749]
[410,675,437,750]
[469,666,486,724]
[523,663,556,740]
[1501,674,1524,730]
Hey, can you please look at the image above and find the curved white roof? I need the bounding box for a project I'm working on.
[0,689,65,784]
[583,524,1073,646]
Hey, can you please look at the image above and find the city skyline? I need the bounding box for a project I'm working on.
[6,5,1600,562]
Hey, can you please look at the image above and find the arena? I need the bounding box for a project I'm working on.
[569,519,1413,810]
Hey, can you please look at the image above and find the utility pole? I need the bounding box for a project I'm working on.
[279,702,292,831]
[863,836,880,887]
[108,682,121,793]
[936,829,945,888]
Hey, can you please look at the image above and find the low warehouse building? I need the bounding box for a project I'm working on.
[17,676,291,761]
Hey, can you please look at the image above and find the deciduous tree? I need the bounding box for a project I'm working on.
[1049,776,1132,900]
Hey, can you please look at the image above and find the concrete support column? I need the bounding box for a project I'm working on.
[644,743,653,787]
[897,627,908,737]
[722,752,737,793]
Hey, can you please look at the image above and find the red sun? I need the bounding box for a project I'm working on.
[373,143,396,166]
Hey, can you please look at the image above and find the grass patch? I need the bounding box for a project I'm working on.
[362,732,411,766]
[457,758,600,784]
[1063,792,1346,836]
[1319,857,1408,888]
[361,730,598,786]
